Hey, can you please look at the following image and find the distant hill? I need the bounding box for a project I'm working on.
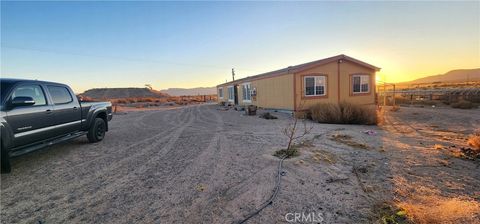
[81,88,169,99]
[402,68,480,84]
[160,87,216,96]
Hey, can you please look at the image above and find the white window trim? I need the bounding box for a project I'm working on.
[218,87,223,99]
[352,74,370,94]
[227,86,234,102]
[304,75,327,97]
[242,83,252,103]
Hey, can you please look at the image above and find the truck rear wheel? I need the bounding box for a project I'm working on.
[87,118,106,143]
[1,142,11,173]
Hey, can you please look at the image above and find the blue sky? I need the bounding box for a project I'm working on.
[1,1,479,93]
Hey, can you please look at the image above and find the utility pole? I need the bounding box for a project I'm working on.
[232,68,235,81]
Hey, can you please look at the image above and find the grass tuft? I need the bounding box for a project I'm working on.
[467,131,480,150]
[273,148,299,159]
[398,195,480,224]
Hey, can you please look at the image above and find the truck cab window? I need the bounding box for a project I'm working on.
[47,86,73,104]
[11,85,47,106]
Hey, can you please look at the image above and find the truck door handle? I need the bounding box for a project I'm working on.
[45,109,52,114]
[73,107,78,110]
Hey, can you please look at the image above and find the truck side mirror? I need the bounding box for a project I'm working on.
[11,96,36,106]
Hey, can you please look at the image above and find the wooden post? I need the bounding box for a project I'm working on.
[392,84,396,106]
[383,84,387,106]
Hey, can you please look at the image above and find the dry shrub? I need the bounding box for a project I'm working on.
[467,131,480,150]
[310,102,377,125]
[433,144,443,150]
[398,195,480,224]
[451,100,475,109]
[310,103,341,123]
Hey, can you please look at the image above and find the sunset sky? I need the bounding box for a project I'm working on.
[1,1,479,93]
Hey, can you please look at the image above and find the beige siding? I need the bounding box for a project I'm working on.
[339,60,376,105]
[217,85,235,104]
[217,57,377,110]
[294,60,376,110]
[294,61,339,109]
[251,74,294,110]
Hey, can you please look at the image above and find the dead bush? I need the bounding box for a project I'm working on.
[451,100,475,109]
[310,103,341,123]
[310,102,377,125]
[398,195,480,224]
[467,131,480,150]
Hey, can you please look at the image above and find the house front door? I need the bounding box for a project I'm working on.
[234,85,239,105]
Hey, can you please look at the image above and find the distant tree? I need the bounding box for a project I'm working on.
[145,84,153,90]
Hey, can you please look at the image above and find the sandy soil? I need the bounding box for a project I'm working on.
[1,104,479,223]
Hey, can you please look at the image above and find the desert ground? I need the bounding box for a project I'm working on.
[1,104,479,223]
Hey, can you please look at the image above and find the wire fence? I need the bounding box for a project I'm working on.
[377,85,480,106]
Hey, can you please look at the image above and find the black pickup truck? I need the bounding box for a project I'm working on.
[0,78,112,173]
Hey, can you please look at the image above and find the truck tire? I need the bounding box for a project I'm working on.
[87,118,106,143]
[1,143,11,173]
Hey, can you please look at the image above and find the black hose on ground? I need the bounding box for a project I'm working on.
[236,155,287,224]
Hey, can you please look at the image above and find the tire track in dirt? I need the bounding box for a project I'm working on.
[177,107,285,223]
[0,106,198,224]
[131,105,195,131]
[1,105,281,224]
[382,110,424,137]
[61,106,201,223]
[1,124,176,195]
[1,108,190,193]
[89,105,225,223]
[147,105,227,222]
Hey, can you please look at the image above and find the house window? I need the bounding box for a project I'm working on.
[218,87,223,99]
[242,83,251,102]
[352,74,370,94]
[304,75,327,96]
[227,86,234,102]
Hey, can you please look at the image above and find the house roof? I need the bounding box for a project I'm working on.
[217,54,380,87]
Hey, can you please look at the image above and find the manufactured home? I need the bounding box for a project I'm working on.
[217,54,380,111]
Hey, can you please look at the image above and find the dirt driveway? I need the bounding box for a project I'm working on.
[1,104,479,223]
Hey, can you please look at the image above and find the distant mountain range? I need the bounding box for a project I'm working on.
[160,87,216,96]
[81,88,169,99]
[80,86,217,99]
[401,68,480,84]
